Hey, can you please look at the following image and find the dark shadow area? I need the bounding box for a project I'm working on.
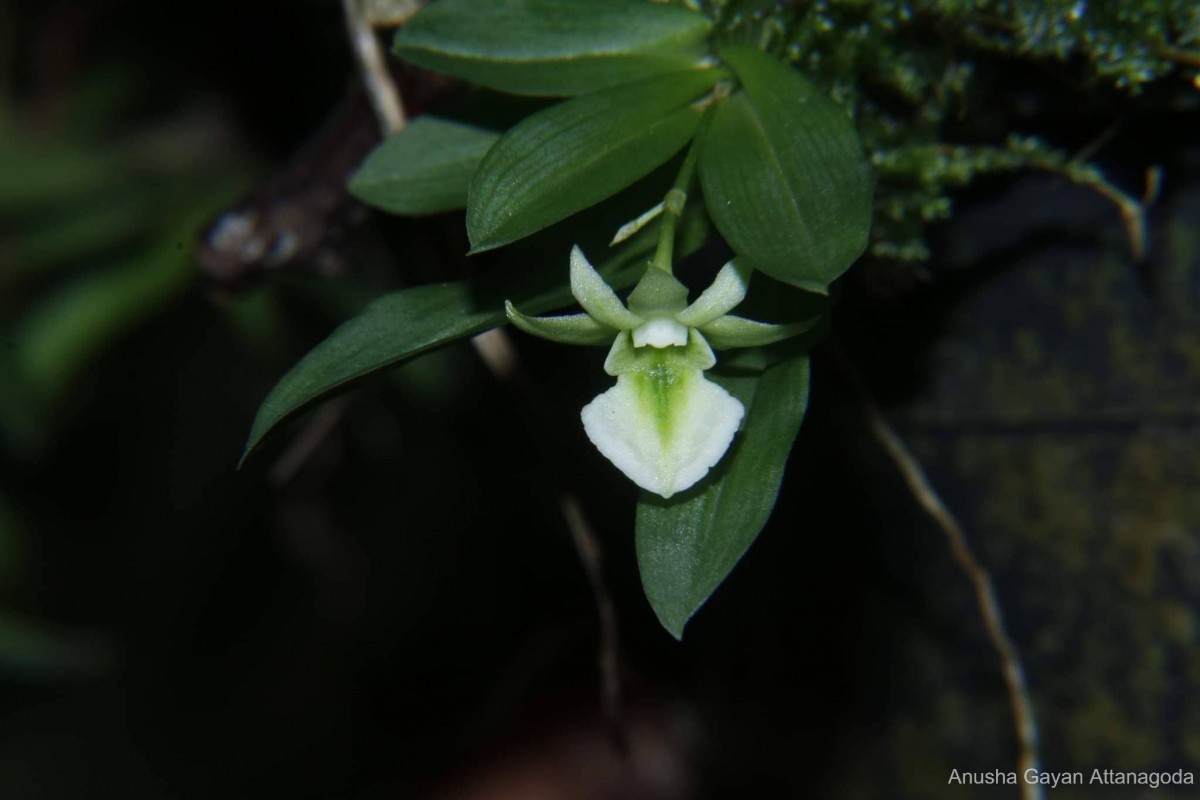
[2,1,1198,799]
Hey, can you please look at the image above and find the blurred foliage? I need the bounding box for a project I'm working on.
[0,76,247,454]
[0,7,254,681]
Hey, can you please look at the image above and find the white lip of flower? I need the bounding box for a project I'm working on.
[506,246,814,499]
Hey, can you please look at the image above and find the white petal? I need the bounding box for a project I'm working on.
[581,367,744,499]
[569,246,642,330]
[632,317,689,348]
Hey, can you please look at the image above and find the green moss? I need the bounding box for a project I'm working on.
[685,0,1197,262]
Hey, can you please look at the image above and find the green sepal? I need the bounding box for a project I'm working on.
[698,314,817,349]
[676,260,750,327]
[393,0,713,97]
[504,301,616,345]
[570,245,642,330]
[626,268,689,317]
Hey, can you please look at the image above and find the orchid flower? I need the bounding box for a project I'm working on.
[506,246,812,499]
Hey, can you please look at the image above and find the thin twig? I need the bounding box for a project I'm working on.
[907,143,1156,261]
[560,493,627,753]
[1062,170,1146,261]
[865,403,1043,800]
[1141,166,1163,207]
[1024,156,1154,262]
[469,328,519,381]
[1155,45,1200,69]
[260,0,402,484]
[268,395,352,487]
[342,0,523,384]
[466,322,620,729]
[1069,123,1118,166]
[342,0,407,135]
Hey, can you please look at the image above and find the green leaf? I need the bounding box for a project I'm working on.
[468,68,721,252]
[394,0,712,97]
[699,45,873,294]
[241,244,651,464]
[243,283,499,465]
[635,352,811,638]
[348,116,500,215]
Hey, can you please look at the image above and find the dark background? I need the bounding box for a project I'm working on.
[1,1,1198,797]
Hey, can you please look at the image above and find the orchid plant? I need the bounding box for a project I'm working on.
[244,0,874,637]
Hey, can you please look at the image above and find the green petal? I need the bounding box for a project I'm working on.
[683,328,716,370]
[570,246,643,330]
[505,301,615,345]
[605,328,714,375]
[676,260,750,327]
[602,330,636,376]
[697,314,816,349]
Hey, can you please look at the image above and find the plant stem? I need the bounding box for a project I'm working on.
[650,115,709,274]
[341,0,407,136]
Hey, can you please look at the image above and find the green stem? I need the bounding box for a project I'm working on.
[650,110,711,274]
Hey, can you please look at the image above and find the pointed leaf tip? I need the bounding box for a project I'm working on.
[348,116,499,215]
[635,354,812,638]
[241,243,656,465]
